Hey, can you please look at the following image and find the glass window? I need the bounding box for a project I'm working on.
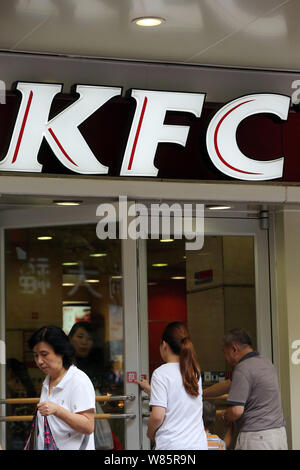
[5,224,124,450]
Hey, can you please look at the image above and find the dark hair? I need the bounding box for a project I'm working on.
[202,400,216,430]
[28,325,75,369]
[161,321,200,397]
[7,358,36,397]
[68,321,94,339]
[223,328,253,348]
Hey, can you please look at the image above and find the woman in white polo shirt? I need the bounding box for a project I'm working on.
[136,321,207,450]
[28,325,96,450]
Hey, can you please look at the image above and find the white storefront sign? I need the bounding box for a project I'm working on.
[0,82,291,181]
[206,94,290,181]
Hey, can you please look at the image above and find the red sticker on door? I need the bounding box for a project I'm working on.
[126,371,137,383]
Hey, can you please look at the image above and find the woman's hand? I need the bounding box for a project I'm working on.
[37,401,94,434]
[37,401,59,416]
[134,379,151,396]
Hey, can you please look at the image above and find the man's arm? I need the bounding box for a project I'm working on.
[222,405,244,424]
[202,379,231,399]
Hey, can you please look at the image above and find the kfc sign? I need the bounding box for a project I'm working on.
[0,82,291,181]
[206,94,289,181]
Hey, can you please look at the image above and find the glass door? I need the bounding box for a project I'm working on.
[0,202,272,450]
[138,216,272,450]
[0,202,140,450]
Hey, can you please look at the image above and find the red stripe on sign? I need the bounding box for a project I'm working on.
[214,100,261,175]
[12,90,33,163]
[48,128,78,166]
[128,96,148,170]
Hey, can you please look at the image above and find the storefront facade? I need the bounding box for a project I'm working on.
[0,52,300,449]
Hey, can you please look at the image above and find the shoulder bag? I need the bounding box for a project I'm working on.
[24,409,58,450]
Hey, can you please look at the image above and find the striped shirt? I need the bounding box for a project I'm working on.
[206,431,226,450]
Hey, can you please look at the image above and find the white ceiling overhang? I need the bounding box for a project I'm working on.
[0,0,299,71]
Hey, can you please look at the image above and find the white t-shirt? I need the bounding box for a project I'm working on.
[149,362,207,450]
[36,365,96,450]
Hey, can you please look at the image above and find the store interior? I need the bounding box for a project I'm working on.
[4,221,257,449]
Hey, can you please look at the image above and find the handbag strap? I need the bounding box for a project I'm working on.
[44,416,59,450]
[23,408,38,450]
[25,409,88,450]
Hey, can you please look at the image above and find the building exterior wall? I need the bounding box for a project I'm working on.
[0,52,300,448]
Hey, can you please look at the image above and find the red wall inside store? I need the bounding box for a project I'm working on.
[148,281,187,377]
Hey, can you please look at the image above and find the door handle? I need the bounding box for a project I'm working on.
[0,393,136,405]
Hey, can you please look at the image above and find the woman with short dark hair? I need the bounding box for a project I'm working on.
[28,325,96,450]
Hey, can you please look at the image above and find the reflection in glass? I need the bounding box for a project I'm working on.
[5,224,124,450]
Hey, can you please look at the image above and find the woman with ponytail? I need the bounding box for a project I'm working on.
[136,322,207,450]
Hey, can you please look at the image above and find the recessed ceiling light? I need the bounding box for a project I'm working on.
[85,279,100,283]
[152,263,168,267]
[89,253,107,258]
[111,276,122,279]
[53,200,82,206]
[171,276,186,280]
[207,205,232,210]
[160,239,174,243]
[62,282,75,287]
[37,236,53,240]
[133,17,165,27]
[62,262,79,266]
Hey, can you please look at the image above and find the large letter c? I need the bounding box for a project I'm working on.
[206,94,290,181]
